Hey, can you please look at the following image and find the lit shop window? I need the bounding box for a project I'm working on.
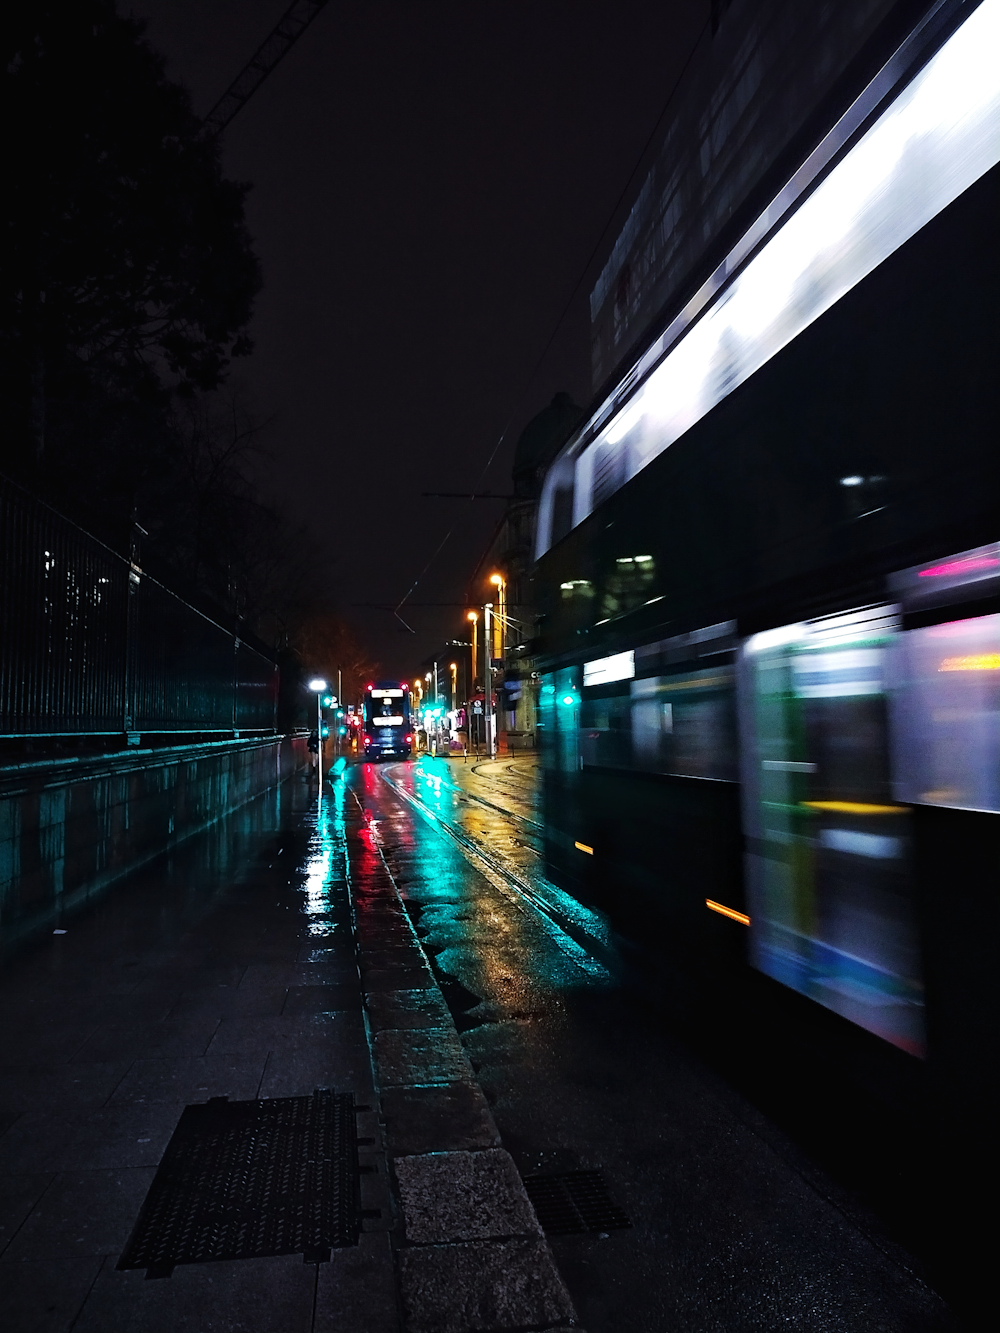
[739,606,924,1057]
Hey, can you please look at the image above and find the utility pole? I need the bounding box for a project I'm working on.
[484,603,494,758]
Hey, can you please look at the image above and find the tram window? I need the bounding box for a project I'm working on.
[739,607,925,1057]
[630,668,737,781]
[890,612,1000,813]
[580,691,631,770]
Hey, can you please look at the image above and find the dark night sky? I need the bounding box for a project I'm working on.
[127,1,708,676]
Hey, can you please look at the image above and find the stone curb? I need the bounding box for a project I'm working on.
[345,795,581,1333]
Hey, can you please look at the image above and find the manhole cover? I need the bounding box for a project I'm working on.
[523,1170,632,1235]
[118,1089,360,1277]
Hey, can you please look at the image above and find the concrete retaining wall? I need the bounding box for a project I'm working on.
[0,735,309,957]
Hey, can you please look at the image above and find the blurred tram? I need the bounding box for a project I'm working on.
[363,682,413,760]
[533,0,998,1308]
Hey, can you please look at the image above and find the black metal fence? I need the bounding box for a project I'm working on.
[1,476,277,737]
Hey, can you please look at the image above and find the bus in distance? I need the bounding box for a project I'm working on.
[363,682,413,760]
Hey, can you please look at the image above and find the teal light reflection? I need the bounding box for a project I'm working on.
[300,775,349,936]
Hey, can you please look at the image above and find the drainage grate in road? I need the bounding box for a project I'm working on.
[523,1170,632,1235]
[118,1089,360,1278]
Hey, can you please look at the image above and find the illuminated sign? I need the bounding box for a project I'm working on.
[583,651,635,686]
[371,688,403,698]
[375,716,404,726]
[537,0,1000,555]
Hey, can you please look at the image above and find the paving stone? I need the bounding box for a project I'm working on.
[0,1173,52,1258]
[256,1039,375,1099]
[0,1061,131,1113]
[165,985,287,1020]
[397,1237,576,1333]
[132,963,248,993]
[0,1254,105,1333]
[356,919,417,944]
[1,1022,101,1065]
[373,1028,472,1086]
[107,1054,266,1105]
[1,1166,156,1260]
[394,1149,540,1244]
[314,1230,402,1332]
[297,944,356,964]
[282,983,363,1013]
[0,1102,180,1173]
[73,1252,315,1333]
[381,1082,500,1155]
[361,947,429,973]
[68,1018,220,1065]
[366,988,452,1032]
[364,966,437,992]
[5,991,176,1027]
[239,959,357,989]
[205,1010,366,1056]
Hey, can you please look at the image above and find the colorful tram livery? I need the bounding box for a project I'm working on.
[363,682,413,760]
[533,0,997,1302]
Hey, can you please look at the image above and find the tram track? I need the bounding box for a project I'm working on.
[468,757,540,803]
[377,763,615,979]
[431,767,543,834]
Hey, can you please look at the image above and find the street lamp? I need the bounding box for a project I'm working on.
[484,602,495,757]
[308,678,328,789]
[449,662,457,708]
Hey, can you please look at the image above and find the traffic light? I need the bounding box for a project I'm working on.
[321,694,335,708]
[320,723,330,739]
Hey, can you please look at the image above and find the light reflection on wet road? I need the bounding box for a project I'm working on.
[353,754,955,1333]
[381,758,615,967]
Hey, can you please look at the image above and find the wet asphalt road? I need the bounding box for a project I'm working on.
[364,753,956,1332]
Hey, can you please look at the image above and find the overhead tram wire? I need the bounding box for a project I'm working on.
[202,0,331,136]
[391,12,714,628]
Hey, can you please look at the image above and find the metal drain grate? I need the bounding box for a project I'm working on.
[118,1089,360,1277]
[523,1170,632,1235]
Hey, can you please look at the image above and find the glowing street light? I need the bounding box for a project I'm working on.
[309,678,329,788]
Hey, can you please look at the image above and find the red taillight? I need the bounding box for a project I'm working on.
[400,682,408,690]
[364,735,372,745]
[405,734,413,743]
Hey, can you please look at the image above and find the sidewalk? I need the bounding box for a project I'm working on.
[0,772,578,1332]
